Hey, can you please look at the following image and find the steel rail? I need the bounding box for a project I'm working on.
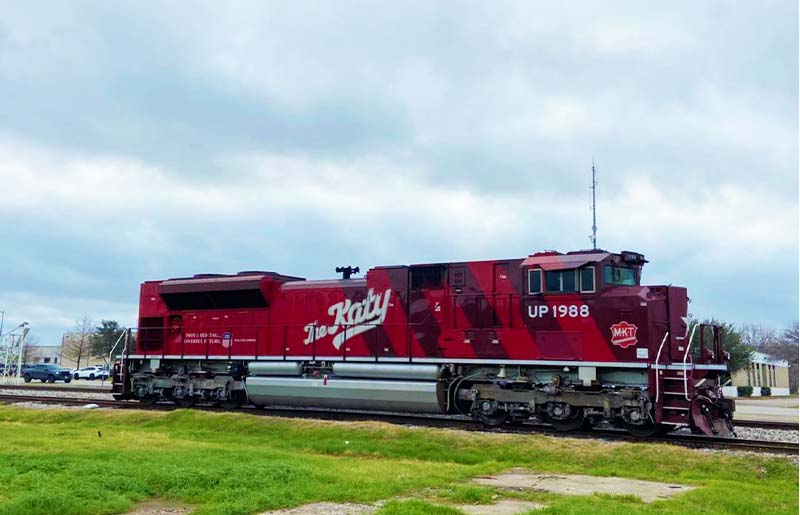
[0,393,795,455]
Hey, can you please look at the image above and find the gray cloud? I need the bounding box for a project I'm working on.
[0,1,796,342]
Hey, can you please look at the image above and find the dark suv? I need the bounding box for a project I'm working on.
[22,364,73,383]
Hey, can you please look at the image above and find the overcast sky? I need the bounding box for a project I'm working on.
[0,1,797,345]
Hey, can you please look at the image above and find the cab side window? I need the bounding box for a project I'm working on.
[545,269,577,293]
[579,266,595,293]
[528,269,542,294]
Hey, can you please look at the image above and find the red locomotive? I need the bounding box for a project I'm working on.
[113,249,735,436]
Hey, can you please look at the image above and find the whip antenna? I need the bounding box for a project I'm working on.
[590,160,598,250]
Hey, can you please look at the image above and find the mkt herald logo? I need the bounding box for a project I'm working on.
[610,321,638,348]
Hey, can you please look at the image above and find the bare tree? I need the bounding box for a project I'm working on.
[20,334,38,364]
[757,321,800,393]
[739,323,779,348]
[781,322,799,346]
[62,316,94,369]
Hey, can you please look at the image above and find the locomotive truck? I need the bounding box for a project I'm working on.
[112,249,735,436]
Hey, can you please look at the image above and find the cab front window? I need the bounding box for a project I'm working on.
[604,265,637,286]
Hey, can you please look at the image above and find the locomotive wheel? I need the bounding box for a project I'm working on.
[138,395,158,406]
[508,415,530,426]
[472,398,508,427]
[623,421,670,437]
[547,407,585,432]
[219,392,245,411]
[175,396,197,408]
[478,411,509,427]
[579,416,595,431]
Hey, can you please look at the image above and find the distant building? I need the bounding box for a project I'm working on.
[723,351,791,397]
[18,332,107,370]
[22,345,74,367]
[60,332,105,369]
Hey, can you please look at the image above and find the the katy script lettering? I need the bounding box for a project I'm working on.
[303,289,392,349]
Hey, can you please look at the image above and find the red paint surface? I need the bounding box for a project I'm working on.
[134,250,691,365]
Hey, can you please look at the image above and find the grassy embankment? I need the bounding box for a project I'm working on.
[0,406,795,515]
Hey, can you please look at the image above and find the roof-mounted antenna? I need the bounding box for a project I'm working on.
[590,160,598,250]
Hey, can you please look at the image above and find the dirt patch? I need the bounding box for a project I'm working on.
[126,500,193,515]
[473,469,693,503]
[458,499,544,514]
[258,502,378,515]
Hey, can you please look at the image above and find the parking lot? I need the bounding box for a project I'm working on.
[734,396,799,423]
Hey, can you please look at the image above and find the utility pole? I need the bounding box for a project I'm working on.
[591,162,597,249]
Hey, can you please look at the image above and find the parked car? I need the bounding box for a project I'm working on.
[72,366,109,380]
[0,363,20,376]
[0,363,19,375]
[22,364,72,383]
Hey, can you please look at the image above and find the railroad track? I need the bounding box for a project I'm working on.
[0,384,111,394]
[0,384,794,430]
[0,392,796,455]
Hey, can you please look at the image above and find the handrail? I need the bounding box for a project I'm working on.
[683,323,699,400]
[128,321,437,358]
[654,331,669,404]
[107,329,128,365]
[122,329,129,359]
[107,329,130,386]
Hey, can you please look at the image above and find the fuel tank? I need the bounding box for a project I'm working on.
[331,363,441,381]
[248,361,303,376]
[245,376,444,413]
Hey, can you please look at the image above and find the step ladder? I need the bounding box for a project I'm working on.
[660,369,693,424]
[653,326,697,425]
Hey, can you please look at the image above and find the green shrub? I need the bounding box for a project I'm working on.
[760,387,771,396]
[737,386,753,397]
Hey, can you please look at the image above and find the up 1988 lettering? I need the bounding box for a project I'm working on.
[528,304,590,318]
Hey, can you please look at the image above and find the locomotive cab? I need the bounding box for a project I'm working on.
[523,249,645,296]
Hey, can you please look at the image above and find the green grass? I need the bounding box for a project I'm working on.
[0,406,795,515]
